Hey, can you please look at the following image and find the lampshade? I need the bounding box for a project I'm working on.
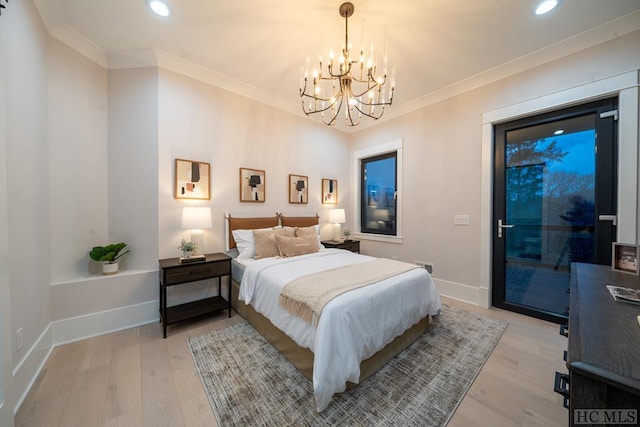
[181,207,212,230]
[329,208,346,224]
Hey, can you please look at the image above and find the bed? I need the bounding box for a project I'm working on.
[225,213,442,412]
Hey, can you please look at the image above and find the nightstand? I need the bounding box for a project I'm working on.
[158,253,231,338]
[322,239,360,253]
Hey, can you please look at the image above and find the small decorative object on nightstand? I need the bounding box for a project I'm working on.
[322,239,360,253]
[158,253,231,338]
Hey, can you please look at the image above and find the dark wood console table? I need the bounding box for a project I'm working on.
[159,253,231,338]
[565,263,640,425]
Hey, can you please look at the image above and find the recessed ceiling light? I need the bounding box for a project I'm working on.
[535,0,561,15]
[554,129,564,135]
[147,0,171,17]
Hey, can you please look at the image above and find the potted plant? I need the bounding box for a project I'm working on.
[342,228,351,241]
[89,242,129,275]
[178,239,197,257]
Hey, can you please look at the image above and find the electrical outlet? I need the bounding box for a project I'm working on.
[16,327,24,352]
[454,214,470,225]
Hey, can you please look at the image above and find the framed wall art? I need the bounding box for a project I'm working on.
[240,168,266,202]
[612,243,639,275]
[322,178,338,205]
[175,159,210,200]
[289,174,308,204]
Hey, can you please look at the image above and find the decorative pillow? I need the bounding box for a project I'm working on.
[253,229,279,260]
[275,234,319,257]
[232,227,276,260]
[295,225,324,249]
[278,226,297,238]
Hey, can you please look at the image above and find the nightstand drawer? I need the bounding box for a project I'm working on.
[340,241,360,252]
[164,261,230,285]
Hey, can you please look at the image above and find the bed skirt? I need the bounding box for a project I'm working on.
[231,279,430,386]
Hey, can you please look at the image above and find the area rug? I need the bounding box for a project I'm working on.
[188,304,507,426]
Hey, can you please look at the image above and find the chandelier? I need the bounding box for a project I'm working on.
[299,2,396,127]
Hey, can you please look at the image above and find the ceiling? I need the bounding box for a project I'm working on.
[33,0,640,132]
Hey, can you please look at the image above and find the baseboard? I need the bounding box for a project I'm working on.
[12,323,55,415]
[52,300,158,346]
[478,286,490,309]
[433,277,482,306]
[13,300,159,415]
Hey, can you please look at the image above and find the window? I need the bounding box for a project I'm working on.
[361,152,397,235]
[353,139,403,242]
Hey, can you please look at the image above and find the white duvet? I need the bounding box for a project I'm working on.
[238,249,442,412]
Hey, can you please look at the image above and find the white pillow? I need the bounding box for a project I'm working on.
[232,227,277,260]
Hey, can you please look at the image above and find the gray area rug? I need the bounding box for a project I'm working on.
[188,304,507,426]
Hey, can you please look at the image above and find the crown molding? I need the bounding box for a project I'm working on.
[379,10,640,126]
[33,0,107,67]
[33,3,640,134]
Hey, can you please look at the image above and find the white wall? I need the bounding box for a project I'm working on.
[108,68,159,271]
[0,2,13,424]
[48,37,109,282]
[157,69,350,259]
[49,68,161,339]
[350,30,640,305]
[5,0,52,412]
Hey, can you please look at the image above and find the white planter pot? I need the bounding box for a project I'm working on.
[102,262,119,275]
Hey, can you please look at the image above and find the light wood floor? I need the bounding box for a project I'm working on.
[16,297,569,426]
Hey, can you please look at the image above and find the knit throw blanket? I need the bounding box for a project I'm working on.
[278,258,420,326]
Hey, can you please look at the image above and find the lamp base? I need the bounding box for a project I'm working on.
[333,223,342,241]
[191,230,205,255]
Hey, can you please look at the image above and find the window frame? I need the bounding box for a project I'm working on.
[353,140,403,244]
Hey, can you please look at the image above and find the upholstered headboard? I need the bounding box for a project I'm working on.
[279,214,319,228]
[226,214,279,250]
[225,213,320,251]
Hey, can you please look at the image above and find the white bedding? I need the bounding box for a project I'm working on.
[238,249,442,412]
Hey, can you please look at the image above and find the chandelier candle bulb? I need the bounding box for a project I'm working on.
[384,36,388,70]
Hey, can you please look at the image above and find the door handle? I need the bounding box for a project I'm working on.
[497,219,515,238]
[598,214,617,226]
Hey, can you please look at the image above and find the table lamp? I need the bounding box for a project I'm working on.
[328,208,346,241]
[181,206,212,257]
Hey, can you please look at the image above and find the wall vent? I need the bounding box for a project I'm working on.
[415,261,434,274]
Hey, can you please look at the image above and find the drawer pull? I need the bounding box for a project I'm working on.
[559,323,568,337]
[554,372,570,409]
[563,350,567,362]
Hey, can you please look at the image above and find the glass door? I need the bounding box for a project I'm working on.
[492,98,618,323]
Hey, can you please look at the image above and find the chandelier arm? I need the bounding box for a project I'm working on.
[326,63,353,79]
[300,91,340,104]
[323,95,344,126]
[346,102,363,126]
[349,72,388,85]
[352,102,385,120]
[353,86,393,106]
[301,96,343,116]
